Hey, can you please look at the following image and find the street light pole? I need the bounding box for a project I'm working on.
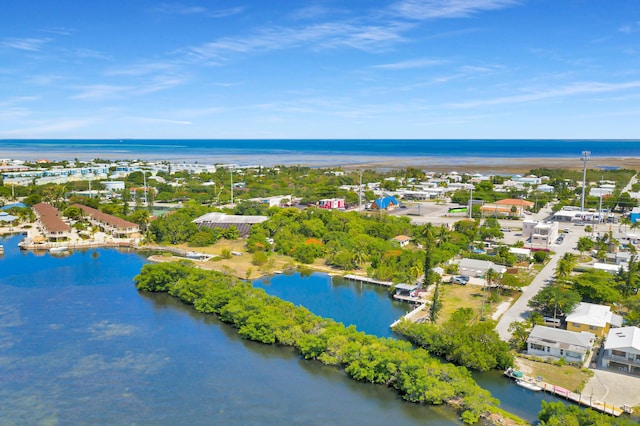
[581,150,591,212]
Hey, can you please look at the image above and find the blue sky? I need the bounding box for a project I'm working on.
[1,0,640,139]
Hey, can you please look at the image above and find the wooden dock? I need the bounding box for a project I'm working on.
[504,369,624,416]
[343,274,393,287]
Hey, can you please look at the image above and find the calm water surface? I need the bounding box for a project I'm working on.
[0,234,463,425]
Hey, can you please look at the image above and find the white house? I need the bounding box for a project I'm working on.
[602,326,640,374]
[527,325,595,365]
[457,258,506,278]
[522,219,558,247]
[536,184,555,193]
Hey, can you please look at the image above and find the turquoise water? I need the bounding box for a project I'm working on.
[3,139,639,164]
[0,235,462,425]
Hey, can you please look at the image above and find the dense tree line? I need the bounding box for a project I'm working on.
[537,401,636,425]
[392,308,513,372]
[134,261,513,424]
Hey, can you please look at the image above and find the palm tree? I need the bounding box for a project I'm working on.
[352,248,368,269]
[555,253,577,282]
[409,262,424,284]
[576,236,594,260]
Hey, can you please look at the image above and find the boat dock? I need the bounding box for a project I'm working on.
[344,274,393,287]
[390,302,429,328]
[504,368,625,416]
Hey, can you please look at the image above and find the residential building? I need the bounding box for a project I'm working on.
[73,204,140,238]
[369,196,399,211]
[522,219,558,247]
[456,258,506,278]
[602,326,640,374]
[565,302,623,337]
[32,202,71,242]
[527,325,595,365]
[392,235,411,248]
[193,212,268,237]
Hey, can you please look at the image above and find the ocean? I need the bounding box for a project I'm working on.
[1,139,639,166]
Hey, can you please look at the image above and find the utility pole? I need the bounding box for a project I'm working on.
[230,167,234,206]
[468,185,473,219]
[142,171,148,207]
[581,150,591,212]
[359,169,363,211]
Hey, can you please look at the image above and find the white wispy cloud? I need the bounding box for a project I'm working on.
[67,48,112,60]
[150,3,244,18]
[289,5,333,21]
[619,21,640,34]
[71,84,132,100]
[0,118,99,137]
[106,62,177,76]
[127,116,192,125]
[40,27,74,36]
[1,37,50,51]
[374,57,447,69]
[449,80,640,108]
[185,21,411,61]
[135,75,188,94]
[389,0,519,20]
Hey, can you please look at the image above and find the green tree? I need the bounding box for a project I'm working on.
[528,285,581,320]
[555,253,577,282]
[576,236,594,259]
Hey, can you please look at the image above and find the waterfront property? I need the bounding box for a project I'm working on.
[526,325,595,365]
[193,212,268,237]
[73,204,141,238]
[32,202,71,242]
[602,326,640,375]
[565,302,622,338]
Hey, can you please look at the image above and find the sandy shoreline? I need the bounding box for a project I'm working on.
[2,149,639,174]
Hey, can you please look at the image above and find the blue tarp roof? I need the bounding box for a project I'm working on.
[373,196,398,209]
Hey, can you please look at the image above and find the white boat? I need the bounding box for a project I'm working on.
[49,246,69,254]
[515,379,542,392]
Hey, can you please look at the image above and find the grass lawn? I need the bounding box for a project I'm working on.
[515,357,593,393]
[168,240,296,280]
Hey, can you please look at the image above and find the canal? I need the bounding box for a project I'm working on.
[0,234,565,424]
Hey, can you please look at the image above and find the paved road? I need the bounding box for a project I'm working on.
[493,203,586,340]
[494,231,580,340]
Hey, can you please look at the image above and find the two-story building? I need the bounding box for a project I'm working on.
[602,326,640,375]
[32,202,71,242]
[565,302,622,338]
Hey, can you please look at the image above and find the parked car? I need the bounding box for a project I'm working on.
[452,275,470,285]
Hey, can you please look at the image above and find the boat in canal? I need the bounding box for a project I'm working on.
[515,379,543,392]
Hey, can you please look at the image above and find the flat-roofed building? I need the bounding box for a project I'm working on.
[602,326,640,374]
[193,212,268,237]
[527,325,595,365]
